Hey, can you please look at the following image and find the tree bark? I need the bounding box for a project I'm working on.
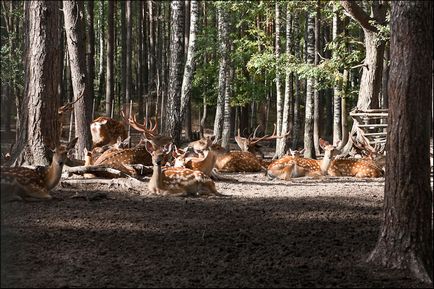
[180,0,199,142]
[367,2,433,283]
[303,12,315,159]
[11,1,61,166]
[165,0,185,145]
[275,1,283,142]
[332,9,342,145]
[63,0,92,159]
[313,0,321,155]
[213,5,229,141]
[85,1,95,109]
[125,0,132,117]
[291,14,301,149]
[105,0,114,116]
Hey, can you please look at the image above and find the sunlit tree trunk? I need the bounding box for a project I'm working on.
[105,0,114,116]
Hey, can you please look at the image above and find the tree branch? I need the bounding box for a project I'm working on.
[340,1,378,32]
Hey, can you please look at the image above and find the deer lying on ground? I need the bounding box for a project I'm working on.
[1,138,78,201]
[235,124,287,159]
[267,139,339,180]
[90,116,128,149]
[145,139,220,197]
[185,136,265,173]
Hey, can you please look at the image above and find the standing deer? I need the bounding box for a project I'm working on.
[145,140,220,197]
[267,139,340,180]
[1,138,78,201]
[90,116,128,148]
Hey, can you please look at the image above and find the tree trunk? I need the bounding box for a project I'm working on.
[339,0,387,153]
[275,4,292,158]
[85,1,95,110]
[332,9,342,145]
[165,0,184,145]
[137,1,144,120]
[11,1,61,166]
[213,5,229,140]
[97,1,105,113]
[313,0,321,155]
[105,0,114,116]
[303,12,315,159]
[120,1,126,113]
[63,0,92,159]
[291,14,301,149]
[275,1,283,141]
[367,2,433,283]
[180,0,199,142]
[125,0,132,117]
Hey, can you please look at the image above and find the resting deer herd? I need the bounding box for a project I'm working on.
[1,111,387,202]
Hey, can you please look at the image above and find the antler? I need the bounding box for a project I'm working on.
[58,90,84,115]
[122,111,159,140]
[249,124,289,145]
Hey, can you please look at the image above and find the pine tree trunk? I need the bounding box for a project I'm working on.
[367,2,433,283]
[11,1,61,166]
[125,0,132,117]
[313,0,321,155]
[291,14,301,149]
[85,1,95,110]
[120,1,126,113]
[64,0,92,159]
[275,1,283,141]
[97,1,105,113]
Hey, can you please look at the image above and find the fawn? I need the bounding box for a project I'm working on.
[145,140,220,197]
[1,138,78,201]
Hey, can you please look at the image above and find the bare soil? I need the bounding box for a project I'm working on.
[1,172,431,288]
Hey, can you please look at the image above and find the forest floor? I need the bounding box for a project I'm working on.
[1,170,433,288]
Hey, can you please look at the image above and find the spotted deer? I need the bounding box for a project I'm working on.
[88,114,172,176]
[186,136,265,173]
[1,138,78,201]
[267,139,340,180]
[145,140,220,197]
[90,116,128,149]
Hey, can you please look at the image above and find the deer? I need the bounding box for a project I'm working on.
[267,139,340,180]
[235,124,287,159]
[1,138,78,201]
[184,136,265,173]
[90,116,128,149]
[144,139,220,197]
[86,113,171,176]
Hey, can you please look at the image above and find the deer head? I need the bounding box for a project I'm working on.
[235,124,288,158]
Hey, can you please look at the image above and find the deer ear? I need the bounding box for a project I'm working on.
[67,137,79,150]
[145,140,154,154]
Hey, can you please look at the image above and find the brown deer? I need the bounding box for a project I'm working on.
[90,116,128,149]
[1,138,78,201]
[185,136,265,173]
[235,124,287,159]
[267,139,339,180]
[144,140,220,197]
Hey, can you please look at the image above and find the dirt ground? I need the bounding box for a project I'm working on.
[1,170,432,288]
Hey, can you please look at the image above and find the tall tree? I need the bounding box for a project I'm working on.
[125,0,132,117]
[85,1,95,114]
[332,7,342,145]
[275,3,292,158]
[303,11,315,159]
[165,0,184,144]
[105,0,114,117]
[367,1,433,283]
[97,1,105,111]
[213,3,229,141]
[291,13,301,149]
[180,0,199,141]
[338,0,387,153]
[275,1,283,145]
[11,1,61,166]
[63,0,92,159]
[313,0,321,155]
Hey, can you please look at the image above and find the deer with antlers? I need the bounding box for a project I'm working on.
[1,138,78,201]
[144,136,220,197]
[267,139,340,180]
[235,124,287,159]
